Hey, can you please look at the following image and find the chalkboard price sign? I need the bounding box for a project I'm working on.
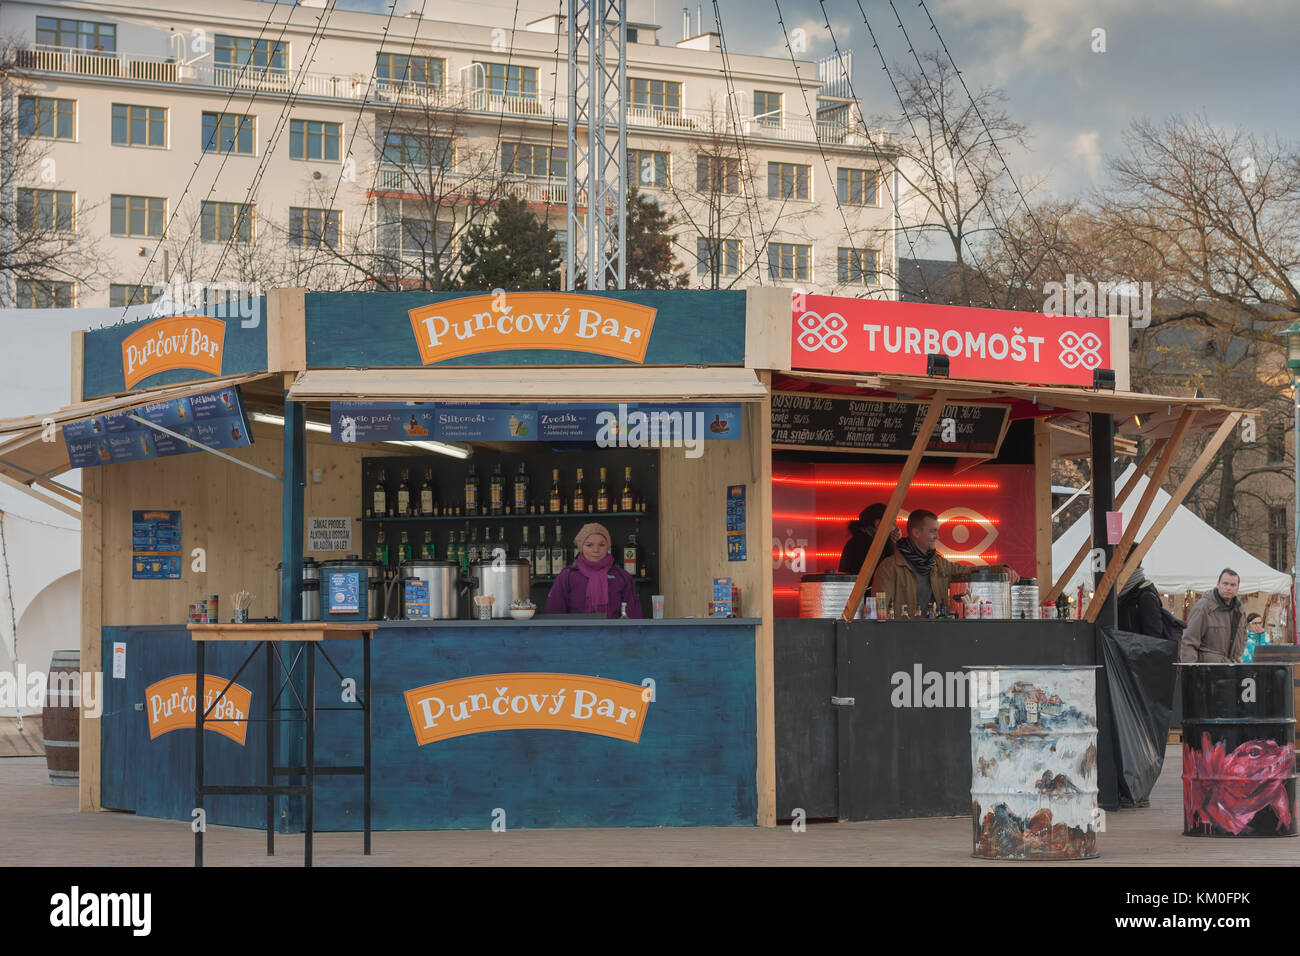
[770,391,1008,457]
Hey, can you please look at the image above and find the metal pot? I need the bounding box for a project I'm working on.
[468,558,531,619]
[400,559,463,620]
[949,570,1011,619]
[276,559,324,620]
[799,572,863,619]
[301,580,321,621]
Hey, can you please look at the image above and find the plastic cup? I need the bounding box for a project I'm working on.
[651,595,664,619]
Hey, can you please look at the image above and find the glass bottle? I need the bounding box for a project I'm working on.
[534,525,549,578]
[464,462,480,515]
[421,529,433,559]
[399,530,412,564]
[572,468,586,513]
[456,530,468,576]
[619,602,628,619]
[620,466,634,512]
[375,528,390,569]
[550,523,565,576]
[489,463,504,516]
[469,526,480,564]
[549,469,562,513]
[420,468,434,516]
[446,528,457,563]
[372,469,388,519]
[596,467,610,512]
[622,520,640,576]
[519,525,532,566]
[397,468,412,517]
[513,462,530,514]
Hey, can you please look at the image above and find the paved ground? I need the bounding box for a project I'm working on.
[2,745,1295,865]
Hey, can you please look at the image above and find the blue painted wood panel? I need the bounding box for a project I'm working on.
[101,621,758,831]
[303,290,746,368]
[82,305,268,398]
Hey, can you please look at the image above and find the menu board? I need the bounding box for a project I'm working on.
[132,510,182,580]
[726,484,746,561]
[770,392,1008,457]
[64,386,252,468]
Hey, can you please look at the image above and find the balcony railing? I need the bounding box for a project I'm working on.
[368,164,567,205]
[16,44,897,150]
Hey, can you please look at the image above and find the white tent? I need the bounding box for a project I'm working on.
[1053,464,1293,596]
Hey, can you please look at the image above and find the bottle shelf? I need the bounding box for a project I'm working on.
[361,510,649,523]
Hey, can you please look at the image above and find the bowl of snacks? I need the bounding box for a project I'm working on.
[509,600,536,620]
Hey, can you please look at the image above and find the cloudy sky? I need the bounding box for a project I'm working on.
[334,0,1296,216]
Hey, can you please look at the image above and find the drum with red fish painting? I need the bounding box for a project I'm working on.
[1179,663,1297,838]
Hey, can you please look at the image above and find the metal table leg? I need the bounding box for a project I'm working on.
[195,640,205,868]
[305,642,315,868]
[265,641,274,856]
[364,631,371,855]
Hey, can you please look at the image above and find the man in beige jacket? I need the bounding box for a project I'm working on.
[1179,569,1247,663]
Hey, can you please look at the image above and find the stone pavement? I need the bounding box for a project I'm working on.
[1,746,1295,866]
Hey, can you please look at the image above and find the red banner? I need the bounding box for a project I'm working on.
[792,296,1111,387]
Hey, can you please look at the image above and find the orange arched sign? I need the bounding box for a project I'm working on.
[121,315,226,388]
[145,673,251,745]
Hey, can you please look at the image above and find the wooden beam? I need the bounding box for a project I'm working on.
[79,465,103,812]
[952,456,989,476]
[755,371,776,828]
[1085,409,1197,622]
[840,392,951,620]
[1034,418,1052,590]
[0,470,81,520]
[1116,413,1243,593]
[70,330,84,404]
[1044,437,1165,604]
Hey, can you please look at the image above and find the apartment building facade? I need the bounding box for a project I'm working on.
[1,0,900,307]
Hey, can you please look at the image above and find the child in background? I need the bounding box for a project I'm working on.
[1241,612,1268,663]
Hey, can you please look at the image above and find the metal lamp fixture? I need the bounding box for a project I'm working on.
[1092,368,1116,391]
[925,353,950,377]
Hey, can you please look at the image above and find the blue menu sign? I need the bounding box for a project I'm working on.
[64,386,252,468]
[132,510,182,580]
[726,484,747,561]
[327,570,361,615]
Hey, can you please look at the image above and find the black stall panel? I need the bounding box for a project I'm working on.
[774,618,838,821]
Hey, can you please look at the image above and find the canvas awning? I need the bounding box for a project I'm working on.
[286,367,769,403]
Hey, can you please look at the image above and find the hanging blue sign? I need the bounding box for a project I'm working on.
[64,386,252,468]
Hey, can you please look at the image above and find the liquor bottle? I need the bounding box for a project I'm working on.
[519,525,532,566]
[397,469,412,517]
[572,468,586,513]
[420,469,434,516]
[548,469,562,513]
[446,528,457,563]
[550,523,565,576]
[619,602,628,619]
[399,530,413,564]
[901,604,910,619]
[372,469,388,518]
[596,467,610,512]
[494,526,507,562]
[534,525,549,578]
[464,463,480,515]
[469,526,481,564]
[620,466,634,512]
[489,463,504,516]
[456,530,468,576]
[622,522,640,576]
[375,528,390,569]
[513,463,530,513]
[420,529,433,559]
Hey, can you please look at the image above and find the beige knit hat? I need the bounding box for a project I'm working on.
[574,522,611,549]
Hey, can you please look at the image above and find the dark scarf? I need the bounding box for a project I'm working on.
[897,537,937,575]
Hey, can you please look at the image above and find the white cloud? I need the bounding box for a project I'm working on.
[1069,130,1103,179]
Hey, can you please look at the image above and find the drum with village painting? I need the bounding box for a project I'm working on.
[966,666,1101,860]
[1178,663,1297,838]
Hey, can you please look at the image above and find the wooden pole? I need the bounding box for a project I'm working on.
[1085,408,1197,622]
[1043,437,1166,604]
[1115,413,1242,592]
[1034,418,1053,590]
[840,392,951,620]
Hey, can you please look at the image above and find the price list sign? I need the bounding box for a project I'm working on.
[770,392,1008,458]
[726,484,747,561]
[132,510,182,580]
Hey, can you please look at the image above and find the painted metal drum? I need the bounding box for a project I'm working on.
[966,665,1101,860]
[799,573,862,619]
[1178,663,1297,837]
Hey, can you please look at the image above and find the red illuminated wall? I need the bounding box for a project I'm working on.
[773,461,1036,617]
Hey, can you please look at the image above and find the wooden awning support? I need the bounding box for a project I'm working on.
[1113,412,1243,596]
[1043,437,1166,604]
[1084,408,1197,622]
[839,391,951,621]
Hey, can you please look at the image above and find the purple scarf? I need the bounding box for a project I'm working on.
[575,553,614,613]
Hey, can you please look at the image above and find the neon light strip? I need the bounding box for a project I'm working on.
[773,513,1000,524]
[803,550,1001,560]
[772,476,1000,491]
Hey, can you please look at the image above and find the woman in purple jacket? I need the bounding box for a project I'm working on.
[544,523,643,618]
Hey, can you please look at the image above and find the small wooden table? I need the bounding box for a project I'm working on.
[188,623,373,867]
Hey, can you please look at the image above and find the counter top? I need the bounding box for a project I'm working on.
[126,617,761,631]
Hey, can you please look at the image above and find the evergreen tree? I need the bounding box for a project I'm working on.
[623,188,689,289]
[459,194,562,290]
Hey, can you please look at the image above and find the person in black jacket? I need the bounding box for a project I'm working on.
[837,502,900,584]
[1117,554,1165,638]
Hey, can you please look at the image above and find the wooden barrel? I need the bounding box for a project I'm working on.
[42,650,80,786]
[1254,645,1300,769]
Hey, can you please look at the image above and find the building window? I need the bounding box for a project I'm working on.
[1269,506,1288,572]
[754,90,782,127]
[377,199,452,259]
[201,201,255,243]
[289,119,341,161]
[109,284,153,307]
[502,143,566,179]
[35,16,115,51]
[837,167,877,206]
[110,194,165,237]
[215,35,287,74]
[838,248,878,286]
[202,112,256,154]
[17,189,76,233]
[111,104,166,147]
[382,133,453,169]
[289,207,340,247]
[1267,427,1286,465]
[768,242,811,281]
[628,149,670,187]
[696,155,740,195]
[476,62,538,100]
[376,53,444,91]
[768,162,810,200]
[629,78,681,116]
[17,96,75,140]
[696,237,741,277]
[16,280,75,308]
